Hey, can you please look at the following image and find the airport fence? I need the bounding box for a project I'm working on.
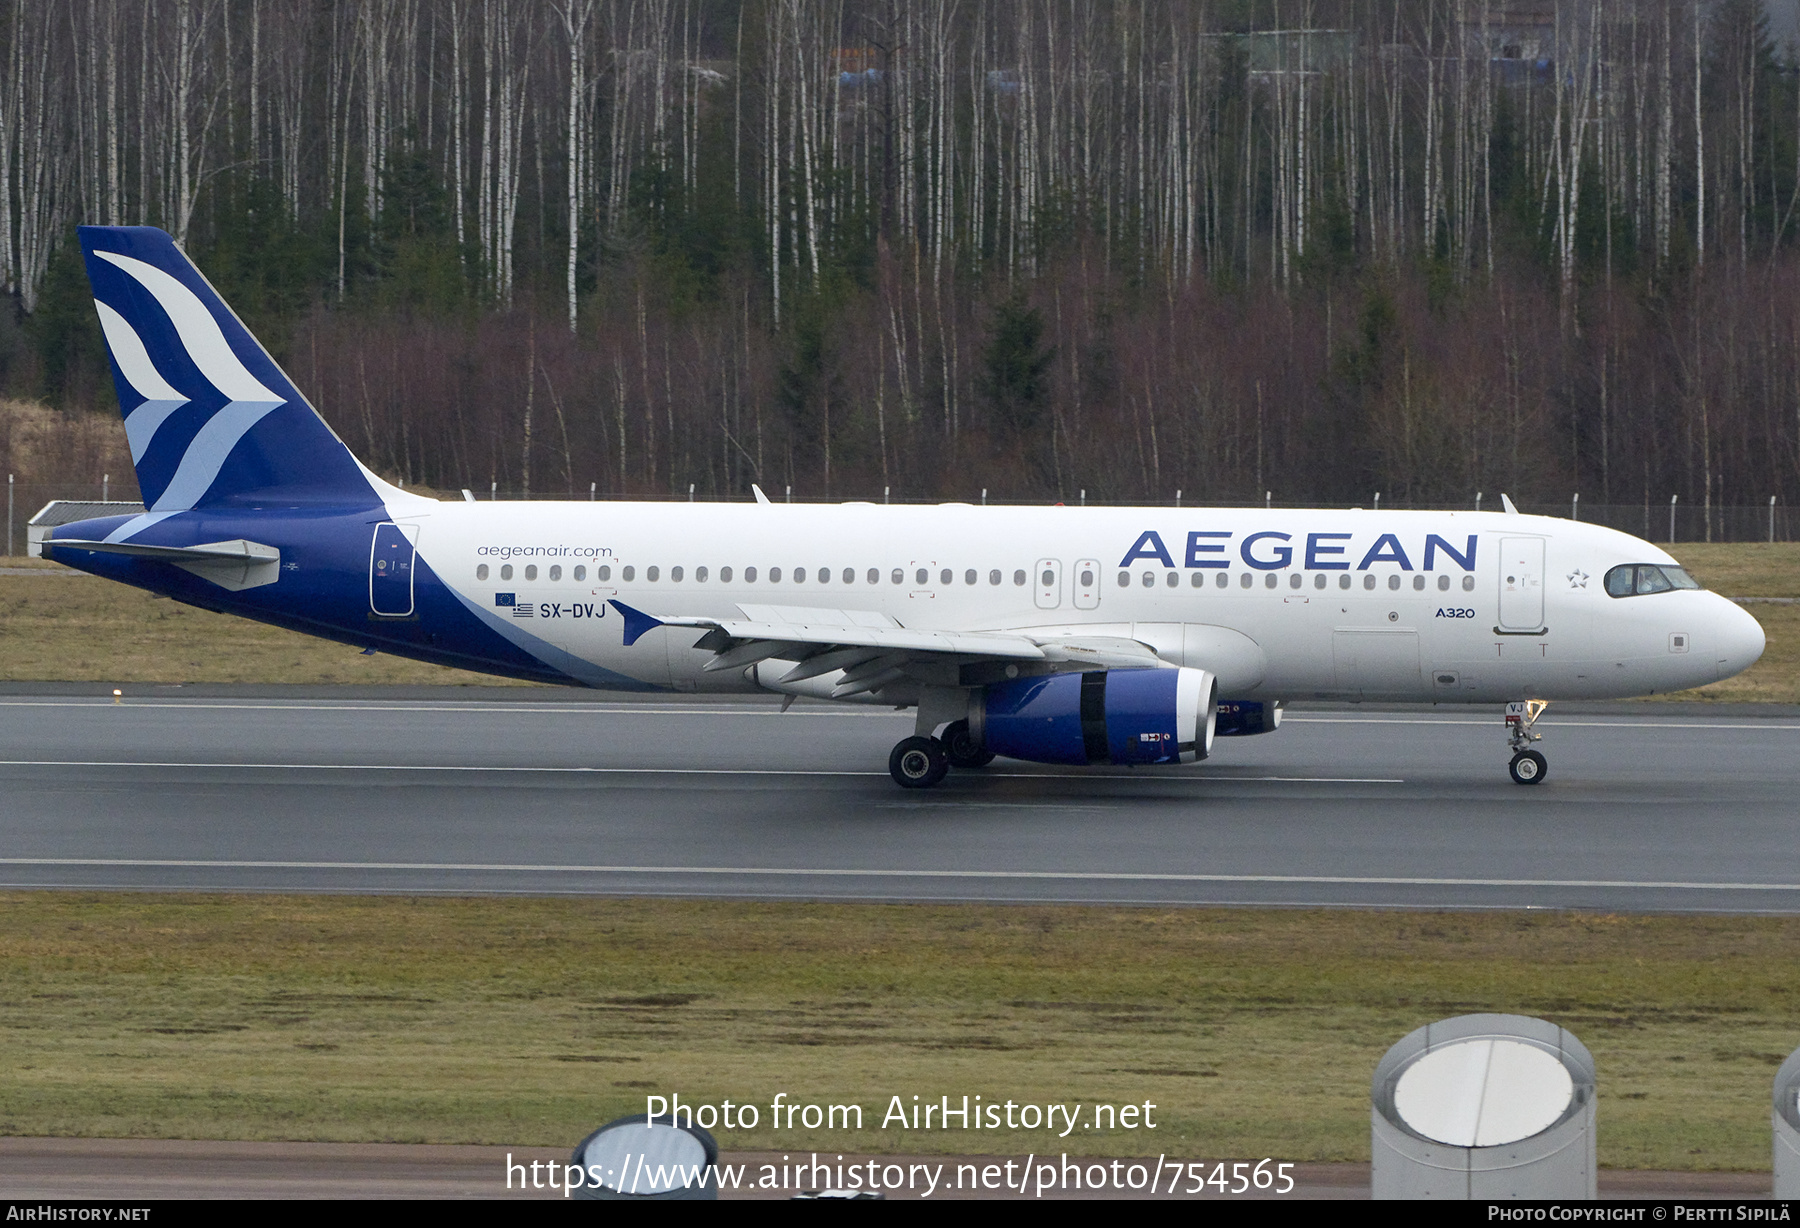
[7,475,1794,555]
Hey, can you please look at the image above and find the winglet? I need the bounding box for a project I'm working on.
[751,484,772,505]
[1500,493,1520,515]
[608,599,665,647]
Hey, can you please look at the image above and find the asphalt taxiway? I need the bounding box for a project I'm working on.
[1,687,1796,911]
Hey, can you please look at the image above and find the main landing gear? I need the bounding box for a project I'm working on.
[889,719,993,789]
[889,736,948,788]
[1505,700,1549,786]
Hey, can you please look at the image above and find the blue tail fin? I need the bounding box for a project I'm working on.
[79,225,387,513]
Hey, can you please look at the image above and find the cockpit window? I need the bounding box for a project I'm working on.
[1603,563,1704,597]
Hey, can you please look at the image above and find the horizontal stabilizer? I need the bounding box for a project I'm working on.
[48,536,281,592]
[50,537,278,563]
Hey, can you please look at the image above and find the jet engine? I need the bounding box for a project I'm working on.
[1214,700,1282,737]
[973,667,1218,766]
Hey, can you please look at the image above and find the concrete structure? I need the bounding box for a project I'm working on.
[26,500,144,558]
[1372,1013,1596,1200]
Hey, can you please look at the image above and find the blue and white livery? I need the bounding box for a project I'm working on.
[44,226,1767,787]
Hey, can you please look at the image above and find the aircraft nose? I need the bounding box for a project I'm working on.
[1713,596,1766,682]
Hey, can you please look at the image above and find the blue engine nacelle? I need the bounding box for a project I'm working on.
[1214,700,1282,737]
[973,667,1218,766]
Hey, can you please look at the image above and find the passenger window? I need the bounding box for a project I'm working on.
[477,563,489,581]
[893,569,905,584]
[1339,574,1351,590]
[916,568,929,586]
[1013,570,1027,586]
[549,565,562,581]
[671,566,683,582]
[1264,573,1278,589]
[574,565,586,581]
[500,564,513,580]
[770,567,782,582]
[598,565,611,581]
[1412,574,1425,591]
[939,568,951,585]
[1462,575,1475,591]
[1118,571,1131,588]
[720,566,732,582]
[1216,572,1228,589]
[621,565,634,581]
[966,569,978,585]
[1362,574,1376,590]
[989,570,1002,585]
[793,568,805,583]
[867,569,879,584]
[1289,573,1301,589]
[1239,573,1252,589]
[1142,571,1155,588]
[815,567,827,584]
[845,568,856,584]
[696,566,708,582]
[1313,573,1326,590]
[1387,574,1400,591]
[1191,572,1204,588]
[1043,569,1057,588]
[643,565,656,582]
[744,566,757,582]
[1437,574,1449,591]
[525,564,538,581]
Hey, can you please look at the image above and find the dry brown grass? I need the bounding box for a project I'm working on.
[0,894,1791,1169]
[0,558,531,686]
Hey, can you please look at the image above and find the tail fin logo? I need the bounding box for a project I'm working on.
[90,250,285,513]
[91,300,189,464]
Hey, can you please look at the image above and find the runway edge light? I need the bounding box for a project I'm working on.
[1370,1013,1596,1200]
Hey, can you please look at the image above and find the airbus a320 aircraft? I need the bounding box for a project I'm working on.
[41,226,1766,788]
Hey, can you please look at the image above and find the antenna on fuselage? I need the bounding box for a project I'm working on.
[1500,493,1520,515]
[751,484,772,505]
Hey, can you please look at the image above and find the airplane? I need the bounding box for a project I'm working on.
[38,225,1767,789]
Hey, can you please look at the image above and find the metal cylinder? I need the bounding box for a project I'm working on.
[1772,1048,1800,1197]
[570,1114,719,1200]
[1371,1013,1596,1200]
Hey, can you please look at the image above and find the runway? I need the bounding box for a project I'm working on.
[2,689,1798,912]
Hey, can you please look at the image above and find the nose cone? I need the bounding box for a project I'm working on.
[1714,597,1767,682]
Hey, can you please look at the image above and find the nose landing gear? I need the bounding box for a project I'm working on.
[1505,700,1549,785]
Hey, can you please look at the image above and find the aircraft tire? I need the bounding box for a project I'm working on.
[1508,750,1548,786]
[890,736,949,789]
[942,720,995,769]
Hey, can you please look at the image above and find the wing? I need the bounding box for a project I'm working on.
[610,600,1165,698]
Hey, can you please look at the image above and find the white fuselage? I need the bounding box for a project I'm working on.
[405,500,1765,704]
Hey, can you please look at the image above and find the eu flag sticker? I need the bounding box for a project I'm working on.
[495,593,516,607]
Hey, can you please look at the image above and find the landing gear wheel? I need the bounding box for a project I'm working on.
[942,720,995,769]
[1509,750,1548,786]
[890,736,949,789]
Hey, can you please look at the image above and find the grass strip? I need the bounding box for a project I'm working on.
[0,892,1792,1170]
